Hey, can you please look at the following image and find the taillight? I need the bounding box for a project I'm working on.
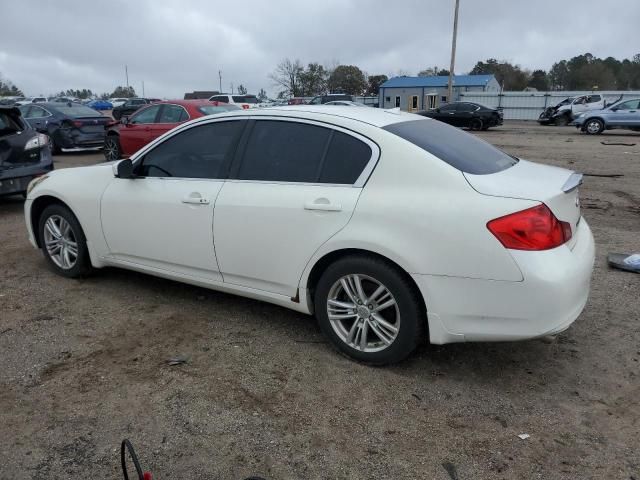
[487,204,572,251]
[72,120,83,128]
[242,104,250,110]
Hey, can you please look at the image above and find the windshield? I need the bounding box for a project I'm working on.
[198,104,242,115]
[232,95,258,104]
[53,105,103,117]
[383,119,518,175]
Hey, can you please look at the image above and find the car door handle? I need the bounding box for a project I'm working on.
[182,192,210,205]
[304,198,342,212]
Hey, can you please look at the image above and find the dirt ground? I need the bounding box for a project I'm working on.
[1,122,639,480]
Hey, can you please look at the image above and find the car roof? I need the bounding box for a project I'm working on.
[214,105,421,128]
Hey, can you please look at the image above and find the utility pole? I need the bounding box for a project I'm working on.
[125,65,129,89]
[231,83,234,94]
[142,80,145,97]
[447,0,460,104]
[218,70,222,93]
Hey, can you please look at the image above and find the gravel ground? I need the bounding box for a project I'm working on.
[1,122,639,479]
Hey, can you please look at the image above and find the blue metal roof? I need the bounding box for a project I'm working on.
[380,74,496,88]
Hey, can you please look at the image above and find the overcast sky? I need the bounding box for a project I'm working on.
[1,0,638,98]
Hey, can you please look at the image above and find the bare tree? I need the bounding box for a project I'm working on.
[269,58,303,97]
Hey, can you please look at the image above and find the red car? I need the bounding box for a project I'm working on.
[104,100,240,160]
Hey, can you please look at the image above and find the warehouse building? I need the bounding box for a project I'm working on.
[378,74,499,111]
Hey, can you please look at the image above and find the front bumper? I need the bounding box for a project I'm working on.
[413,218,596,344]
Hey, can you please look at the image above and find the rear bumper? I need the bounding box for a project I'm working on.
[414,218,595,344]
[0,160,53,196]
[57,129,105,149]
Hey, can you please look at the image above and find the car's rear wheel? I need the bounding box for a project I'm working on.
[585,118,604,135]
[314,255,425,365]
[469,118,483,131]
[104,135,122,161]
[38,204,92,278]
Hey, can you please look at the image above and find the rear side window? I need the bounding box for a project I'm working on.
[158,104,189,123]
[198,104,241,115]
[137,121,244,178]
[0,111,24,135]
[233,95,258,104]
[319,131,372,184]
[383,119,517,175]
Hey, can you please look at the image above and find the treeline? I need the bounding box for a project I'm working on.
[470,53,640,91]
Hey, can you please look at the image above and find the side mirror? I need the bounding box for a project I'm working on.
[120,116,129,125]
[610,107,618,112]
[114,159,134,178]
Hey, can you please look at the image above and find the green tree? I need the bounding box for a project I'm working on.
[327,65,367,95]
[527,69,549,91]
[237,84,247,95]
[110,86,136,98]
[257,88,268,101]
[470,58,528,90]
[417,67,449,77]
[366,74,388,96]
[0,73,24,96]
[298,63,328,96]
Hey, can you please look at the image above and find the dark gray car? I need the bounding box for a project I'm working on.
[0,106,53,196]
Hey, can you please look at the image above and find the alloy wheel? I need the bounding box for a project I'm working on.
[586,120,602,134]
[326,274,400,353]
[104,137,119,160]
[43,215,78,270]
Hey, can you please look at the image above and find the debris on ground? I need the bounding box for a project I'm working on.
[442,462,459,480]
[518,433,530,440]
[608,253,640,274]
[600,141,636,146]
[166,355,190,366]
[583,173,624,178]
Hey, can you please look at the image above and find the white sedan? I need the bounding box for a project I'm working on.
[24,106,595,364]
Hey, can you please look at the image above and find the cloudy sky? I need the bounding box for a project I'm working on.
[1,0,638,98]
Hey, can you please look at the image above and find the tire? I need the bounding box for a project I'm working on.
[555,115,569,126]
[585,118,604,135]
[38,204,93,278]
[469,118,483,131]
[104,135,122,161]
[314,255,426,365]
[47,134,61,155]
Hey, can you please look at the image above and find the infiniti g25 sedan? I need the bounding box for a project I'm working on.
[24,106,595,364]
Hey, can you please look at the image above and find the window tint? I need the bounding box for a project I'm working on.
[440,104,456,111]
[158,104,189,123]
[131,105,160,124]
[0,111,23,134]
[237,121,330,182]
[137,121,244,178]
[383,119,517,175]
[319,131,372,184]
[210,96,227,102]
[309,96,322,105]
[232,95,258,104]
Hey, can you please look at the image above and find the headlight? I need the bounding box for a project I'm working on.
[26,175,49,195]
[24,133,49,151]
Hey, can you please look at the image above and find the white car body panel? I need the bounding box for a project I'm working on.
[24,106,596,345]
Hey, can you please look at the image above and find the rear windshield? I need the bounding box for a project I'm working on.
[0,111,24,135]
[52,105,102,117]
[198,104,241,115]
[232,95,258,104]
[383,119,517,175]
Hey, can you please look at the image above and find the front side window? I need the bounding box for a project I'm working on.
[158,104,189,123]
[236,120,372,184]
[232,95,258,104]
[615,99,640,110]
[130,105,161,124]
[210,96,228,103]
[136,120,244,179]
[383,119,517,175]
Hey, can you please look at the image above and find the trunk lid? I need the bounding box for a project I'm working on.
[0,108,41,168]
[464,159,582,249]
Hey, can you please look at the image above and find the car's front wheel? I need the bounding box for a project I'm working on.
[38,204,92,278]
[314,256,425,365]
[469,118,483,131]
[585,118,604,135]
[104,135,122,161]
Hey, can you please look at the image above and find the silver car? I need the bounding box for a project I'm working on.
[573,98,640,134]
